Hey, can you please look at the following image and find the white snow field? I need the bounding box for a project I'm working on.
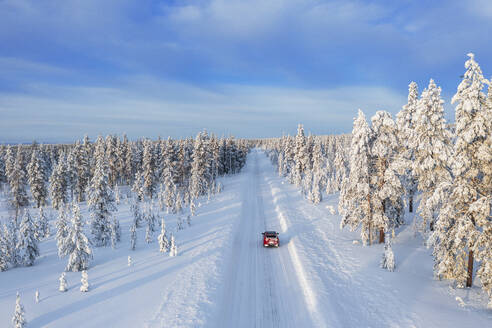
[1,149,491,327]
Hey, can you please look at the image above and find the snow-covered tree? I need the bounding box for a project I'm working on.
[381,238,395,272]
[88,136,116,247]
[106,135,119,188]
[114,184,121,205]
[35,206,50,240]
[112,217,121,243]
[277,151,285,177]
[310,173,322,205]
[74,138,91,202]
[130,200,143,228]
[49,156,68,211]
[308,138,324,204]
[142,139,156,199]
[145,225,153,244]
[27,149,47,208]
[59,272,68,292]
[479,81,492,306]
[178,139,192,186]
[132,170,145,202]
[412,79,453,234]
[303,169,313,200]
[4,146,15,186]
[370,111,404,244]
[12,292,26,328]
[122,136,133,185]
[339,110,374,245]
[17,210,39,266]
[333,150,347,192]
[130,222,137,251]
[175,192,183,213]
[177,216,184,230]
[65,148,78,200]
[169,233,177,257]
[396,82,419,212]
[8,150,29,218]
[190,199,196,217]
[293,124,308,188]
[3,220,19,267]
[0,146,7,189]
[114,136,125,185]
[190,132,211,199]
[80,270,89,292]
[55,206,69,258]
[430,54,492,291]
[162,163,176,213]
[62,203,92,272]
[0,228,8,271]
[209,135,220,182]
[144,203,156,233]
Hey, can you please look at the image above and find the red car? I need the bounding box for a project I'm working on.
[262,231,279,247]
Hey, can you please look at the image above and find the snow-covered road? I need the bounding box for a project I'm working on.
[215,150,317,328]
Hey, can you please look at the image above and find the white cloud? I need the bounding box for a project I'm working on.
[0,75,406,142]
[0,57,71,76]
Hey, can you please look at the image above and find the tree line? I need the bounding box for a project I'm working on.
[0,131,250,272]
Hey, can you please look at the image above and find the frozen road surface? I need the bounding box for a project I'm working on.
[216,150,323,328]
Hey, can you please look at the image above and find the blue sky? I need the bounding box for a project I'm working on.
[1,0,491,143]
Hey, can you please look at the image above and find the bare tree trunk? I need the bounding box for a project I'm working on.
[466,250,474,287]
[409,196,413,213]
[379,200,386,244]
[368,194,372,245]
[368,222,372,246]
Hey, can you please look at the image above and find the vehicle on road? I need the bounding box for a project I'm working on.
[262,231,279,247]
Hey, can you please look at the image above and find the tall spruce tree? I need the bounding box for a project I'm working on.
[56,206,69,258]
[158,217,169,252]
[4,220,19,267]
[412,79,453,234]
[396,82,419,213]
[339,110,375,245]
[8,149,29,218]
[310,138,324,204]
[0,145,7,189]
[370,111,404,244]
[62,203,92,271]
[27,149,47,208]
[4,145,15,185]
[293,124,308,188]
[35,206,50,240]
[17,210,39,266]
[88,136,116,247]
[106,135,119,188]
[65,149,78,201]
[49,155,68,210]
[74,138,91,202]
[0,227,8,271]
[190,131,211,199]
[12,292,26,328]
[142,139,156,199]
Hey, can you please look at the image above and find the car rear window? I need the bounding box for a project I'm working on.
[265,233,277,238]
